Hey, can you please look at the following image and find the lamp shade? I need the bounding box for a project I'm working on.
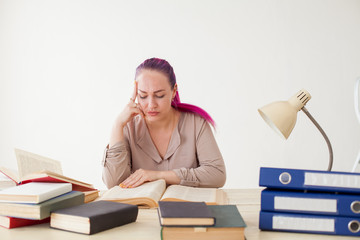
[258,89,311,139]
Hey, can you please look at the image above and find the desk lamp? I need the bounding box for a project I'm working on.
[258,89,333,171]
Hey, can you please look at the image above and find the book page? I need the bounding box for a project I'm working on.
[99,179,166,202]
[15,149,62,180]
[0,166,20,183]
[161,185,218,203]
[0,171,17,189]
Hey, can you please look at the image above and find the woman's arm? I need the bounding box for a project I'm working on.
[103,82,144,188]
[102,141,131,189]
[173,120,226,188]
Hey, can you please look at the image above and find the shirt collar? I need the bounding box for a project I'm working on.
[135,113,183,163]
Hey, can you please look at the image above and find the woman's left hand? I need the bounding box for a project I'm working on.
[120,169,159,188]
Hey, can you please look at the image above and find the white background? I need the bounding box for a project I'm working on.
[1,0,360,189]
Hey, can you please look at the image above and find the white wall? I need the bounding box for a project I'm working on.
[1,0,360,189]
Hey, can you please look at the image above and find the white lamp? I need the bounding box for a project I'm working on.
[258,89,333,171]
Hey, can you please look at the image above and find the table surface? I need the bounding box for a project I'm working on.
[0,188,359,240]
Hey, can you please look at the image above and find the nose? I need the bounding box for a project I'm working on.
[148,96,158,109]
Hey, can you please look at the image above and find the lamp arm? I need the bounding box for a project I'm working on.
[354,78,360,123]
[301,107,333,171]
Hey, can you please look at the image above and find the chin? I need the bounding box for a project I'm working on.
[145,113,162,121]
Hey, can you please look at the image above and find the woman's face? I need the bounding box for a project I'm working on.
[136,70,176,122]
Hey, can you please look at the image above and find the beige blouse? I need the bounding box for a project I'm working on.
[102,112,226,189]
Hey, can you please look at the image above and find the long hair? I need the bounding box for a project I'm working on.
[135,58,215,127]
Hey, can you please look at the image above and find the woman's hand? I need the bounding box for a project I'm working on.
[116,81,144,128]
[120,169,159,188]
[120,169,181,188]
[109,81,144,147]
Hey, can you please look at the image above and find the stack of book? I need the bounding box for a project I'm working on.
[258,167,360,237]
[157,201,246,240]
[0,148,100,229]
[0,149,99,204]
[0,182,85,229]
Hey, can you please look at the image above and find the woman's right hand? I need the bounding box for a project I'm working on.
[116,81,144,127]
[109,81,144,147]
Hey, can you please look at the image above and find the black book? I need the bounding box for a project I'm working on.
[50,200,138,234]
[158,201,215,227]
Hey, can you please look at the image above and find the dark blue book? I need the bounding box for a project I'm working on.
[158,201,215,227]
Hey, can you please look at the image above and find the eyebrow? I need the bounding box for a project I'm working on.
[138,89,165,94]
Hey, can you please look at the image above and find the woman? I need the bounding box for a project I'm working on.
[102,58,226,189]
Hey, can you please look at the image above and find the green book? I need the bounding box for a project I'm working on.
[161,205,246,240]
[0,191,84,220]
[208,205,246,228]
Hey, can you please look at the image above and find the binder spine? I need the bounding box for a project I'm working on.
[259,167,360,193]
[261,189,360,217]
[259,211,360,236]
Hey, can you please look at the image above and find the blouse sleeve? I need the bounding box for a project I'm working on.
[173,120,226,188]
[101,139,131,189]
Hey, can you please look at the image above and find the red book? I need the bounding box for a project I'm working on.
[0,149,96,192]
[0,216,50,229]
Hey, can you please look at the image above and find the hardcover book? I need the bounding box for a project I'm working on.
[97,179,227,208]
[50,200,138,234]
[0,191,84,220]
[158,201,215,226]
[0,148,96,192]
[0,216,50,229]
[161,205,246,240]
[0,182,72,203]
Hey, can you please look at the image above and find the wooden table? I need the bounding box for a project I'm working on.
[0,188,358,240]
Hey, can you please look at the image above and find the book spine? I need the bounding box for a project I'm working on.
[259,211,360,236]
[259,167,360,193]
[261,189,360,217]
[8,217,50,229]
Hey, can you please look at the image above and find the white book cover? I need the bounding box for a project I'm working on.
[0,182,72,203]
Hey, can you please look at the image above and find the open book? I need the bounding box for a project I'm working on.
[97,179,228,208]
[0,149,96,192]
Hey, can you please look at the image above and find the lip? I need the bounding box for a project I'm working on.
[147,111,159,116]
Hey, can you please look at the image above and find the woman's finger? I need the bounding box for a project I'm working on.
[131,81,138,102]
[120,173,136,187]
[121,172,141,188]
[131,177,146,188]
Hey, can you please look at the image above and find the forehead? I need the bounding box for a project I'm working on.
[136,70,171,91]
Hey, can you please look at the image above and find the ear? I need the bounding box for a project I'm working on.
[172,84,178,100]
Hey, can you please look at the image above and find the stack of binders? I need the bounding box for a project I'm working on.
[258,167,360,237]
